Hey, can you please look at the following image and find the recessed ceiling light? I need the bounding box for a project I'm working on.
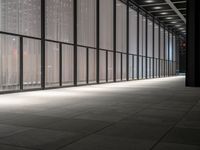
[154,6,162,9]
[175,25,181,27]
[146,0,154,3]
[160,12,168,15]
[171,21,177,24]
[179,28,184,30]
[166,17,173,19]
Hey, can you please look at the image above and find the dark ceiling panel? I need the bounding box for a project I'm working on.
[130,0,186,35]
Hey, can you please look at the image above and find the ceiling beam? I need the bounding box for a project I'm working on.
[141,1,186,7]
[149,8,186,13]
[164,0,186,23]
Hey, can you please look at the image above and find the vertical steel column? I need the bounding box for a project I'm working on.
[137,7,140,80]
[168,30,170,76]
[132,55,134,79]
[74,0,77,85]
[152,17,155,78]
[172,31,174,75]
[126,0,129,81]
[96,0,100,84]
[59,43,62,86]
[164,26,166,77]
[113,0,116,82]
[106,51,108,82]
[158,22,161,78]
[86,48,89,84]
[41,0,45,89]
[121,53,123,80]
[20,37,23,90]
[145,14,148,79]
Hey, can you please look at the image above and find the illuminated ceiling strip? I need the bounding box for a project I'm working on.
[141,1,186,7]
[149,8,186,13]
[164,0,186,23]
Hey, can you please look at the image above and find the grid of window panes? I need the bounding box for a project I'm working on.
[0,0,177,93]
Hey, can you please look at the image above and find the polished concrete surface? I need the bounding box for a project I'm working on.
[0,76,200,150]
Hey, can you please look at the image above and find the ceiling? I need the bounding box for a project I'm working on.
[129,0,186,36]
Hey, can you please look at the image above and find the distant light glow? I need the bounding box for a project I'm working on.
[154,6,162,9]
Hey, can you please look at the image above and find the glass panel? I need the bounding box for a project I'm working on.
[23,38,41,89]
[134,55,137,79]
[154,23,159,58]
[139,14,146,56]
[77,47,86,84]
[0,34,19,91]
[0,0,41,37]
[45,42,59,87]
[77,0,96,47]
[129,55,132,79]
[139,56,142,79]
[62,45,74,86]
[89,49,96,83]
[116,53,121,81]
[160,27,164,59]
[165,30,168,60]
[46,0,74,43]
[129,8,137,54]
[100,0,113,50]
[100,51,106,82]
[122,54,126,80]
[108,52,113,81]
[148,19,153,57]
[116,0,126,53]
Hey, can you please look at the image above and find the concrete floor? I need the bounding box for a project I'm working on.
[0,76,200,150]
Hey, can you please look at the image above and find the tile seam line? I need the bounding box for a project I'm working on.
[149,99,199,150]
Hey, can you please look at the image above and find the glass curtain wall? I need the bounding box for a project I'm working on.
[0,0,178,93]
[129,7,137,79]
[173,35,176,75]
[139,13,146,79]
[154,23,159,77]
[116,0,126,81]
[0,0,41,91]
[77,0,96,84]
[165,30,169,76]
[45,0,74,87]
[100,0,113,82]
[160,27,164,77]
[147,18,153,78]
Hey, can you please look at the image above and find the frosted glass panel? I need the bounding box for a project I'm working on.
[77,47,86,84]
[122,54,126,80]
[89,49,96,83]
[129,55,132,79]
[23,38,41,89]
[148,19,153,57]
[116,53,121,81]
[165,31,168,60]
[173,35,176,61]
[129,9,137,54]
[62,45,74,85]
[160,28,164,59]
[139,14,146,56]
[77,0,96,47]
[154,24,159,58]
[0,0,41,37]
[108,52,113,81]
[46,0,74,43]
[45,42,59,87]
[116,0,126,53]
[169,33,173,61]
[100,51,106,82]
[0,34,19,91]
[139,56,142,79]
[100,0,113,50]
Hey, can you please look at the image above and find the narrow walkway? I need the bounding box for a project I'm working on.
[0,76,199,150]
